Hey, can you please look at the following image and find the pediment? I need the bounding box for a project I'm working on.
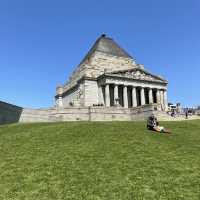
[105,68,167,83]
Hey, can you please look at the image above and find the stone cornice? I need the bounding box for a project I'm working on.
[55,76,97,98]
[104,67,168,83]
[97,74,168,86]
[97,70,168,85]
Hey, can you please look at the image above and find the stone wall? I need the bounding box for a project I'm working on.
[19,108,52,123]
[20,105,156,122]
[88,52,136,77]
[0,101,23,124]
[0,101,162,125]
[62,84,80,107]
[84,80,99,106]
[58,51,137,95]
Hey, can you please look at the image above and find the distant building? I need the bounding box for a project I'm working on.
[55,34,168,110]
[196,109,200,115]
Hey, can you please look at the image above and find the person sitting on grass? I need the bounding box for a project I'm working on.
[147,114,171,134]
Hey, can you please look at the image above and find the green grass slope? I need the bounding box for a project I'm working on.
[0,121,200,200]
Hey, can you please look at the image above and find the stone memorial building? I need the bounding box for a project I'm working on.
[55,34,168,111]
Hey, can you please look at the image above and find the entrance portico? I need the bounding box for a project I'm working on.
[99,84,167,109]
[97,69,168,111]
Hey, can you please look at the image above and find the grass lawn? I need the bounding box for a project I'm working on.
[0,120,200,200]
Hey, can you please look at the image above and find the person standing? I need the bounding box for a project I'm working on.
[185,108,189,119]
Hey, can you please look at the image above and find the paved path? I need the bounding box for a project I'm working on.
[159,114,200,121]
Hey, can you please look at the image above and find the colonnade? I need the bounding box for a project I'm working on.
[103,84,167,110]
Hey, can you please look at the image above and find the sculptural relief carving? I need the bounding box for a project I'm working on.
[111,70,162,82]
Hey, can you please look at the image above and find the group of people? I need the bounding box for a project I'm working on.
[170,108,190,119]
[147,114,171,134]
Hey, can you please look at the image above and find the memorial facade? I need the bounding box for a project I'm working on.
[55,34,168,111]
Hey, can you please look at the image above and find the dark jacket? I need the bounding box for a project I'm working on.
[147,116,158,129]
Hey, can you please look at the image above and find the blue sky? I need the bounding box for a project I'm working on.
[0,0,199,108]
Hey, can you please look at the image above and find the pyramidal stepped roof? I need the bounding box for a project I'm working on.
[81,34,133,63]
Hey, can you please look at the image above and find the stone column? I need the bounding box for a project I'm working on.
[156,89,162,110]
[140,87,145,106]
[105,84,110,107]
[58,96,63,107]
[132,87,137,107]
[114,84,119,106]
[98,85,104,105]
[56,86,63,108]
[156,89,161,104]
[163,90,168,111]
[149,88,153,104]
[123,85,128,108]
[160,90,164,110]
